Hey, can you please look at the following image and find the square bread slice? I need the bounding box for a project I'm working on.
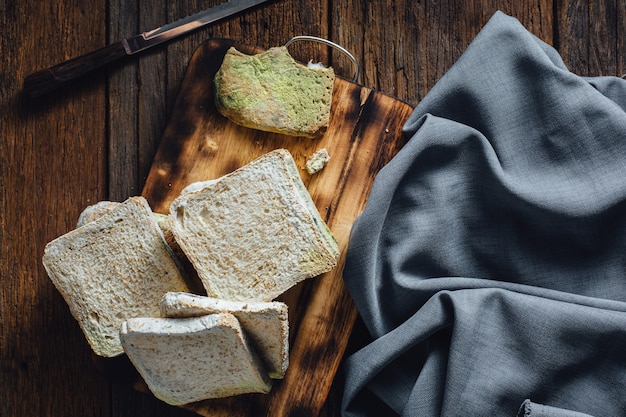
[160,292,289,379]
[120,314,272,405]
[75,201,183,257]
[42,196,190,357]
[168,148,340,302]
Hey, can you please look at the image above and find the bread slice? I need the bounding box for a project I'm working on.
[214,46,335,138]
[160,292,289,379]
[168,148,340,302]
[75,201,182,256]
[42,196,190,357]
[120,314,272,405]
[76,200,120,228]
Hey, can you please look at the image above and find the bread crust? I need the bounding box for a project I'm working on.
[120,314,272,404]
[160,292,289,379]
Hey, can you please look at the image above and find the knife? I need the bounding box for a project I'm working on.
[23,0,271,97]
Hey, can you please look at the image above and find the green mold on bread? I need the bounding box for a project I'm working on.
[214,46,335,138]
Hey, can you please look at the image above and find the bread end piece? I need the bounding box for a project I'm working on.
[120,314,272,405]
[214,46,335,138]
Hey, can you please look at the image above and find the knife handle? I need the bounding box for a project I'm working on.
[23,40,130,98]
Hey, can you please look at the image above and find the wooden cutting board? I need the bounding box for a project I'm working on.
[137,38,413,416]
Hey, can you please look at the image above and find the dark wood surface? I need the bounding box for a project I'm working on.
[1,1,624,416]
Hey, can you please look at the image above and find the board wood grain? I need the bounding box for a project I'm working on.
[137,38,414,416]
[4,2,625,417]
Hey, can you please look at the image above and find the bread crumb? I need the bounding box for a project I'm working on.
[305,149,330,175]
[307,60,326,69]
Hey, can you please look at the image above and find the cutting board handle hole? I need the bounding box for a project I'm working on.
[284,36,360,83]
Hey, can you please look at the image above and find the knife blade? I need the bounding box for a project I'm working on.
[23,0,271,97]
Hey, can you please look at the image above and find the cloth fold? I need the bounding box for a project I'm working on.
[517,399,596,417]
[341,11,626,417]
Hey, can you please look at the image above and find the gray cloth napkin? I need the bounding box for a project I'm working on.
[341,11,626,417]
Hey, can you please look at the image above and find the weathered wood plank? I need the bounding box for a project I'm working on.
[136,1,170,192]
[332,1,554,107]
[0,1,110,417]
[557,0,625,77]
[108,0,141,200]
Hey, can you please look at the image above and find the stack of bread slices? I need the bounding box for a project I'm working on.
[42,149,340,406]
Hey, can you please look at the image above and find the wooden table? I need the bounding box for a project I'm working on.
[2,1,624,416]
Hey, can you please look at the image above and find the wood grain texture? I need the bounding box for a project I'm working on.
[332,1,555,105]
[557,0,626,77]
[1,1,624,417]
[137,39,413,416]
[1,1,111,417]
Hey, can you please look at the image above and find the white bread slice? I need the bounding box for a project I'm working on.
[42,196,190,357]
[75,201,182,256]
[160,292,289,379]
[76,200,120,227]
[120,314,272,405]
[168,148,340,302]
